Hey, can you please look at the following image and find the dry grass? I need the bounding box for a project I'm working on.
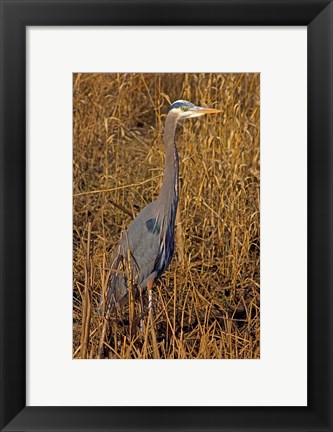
[73,73,260,359]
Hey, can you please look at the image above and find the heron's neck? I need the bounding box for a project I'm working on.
[157,113,179,213]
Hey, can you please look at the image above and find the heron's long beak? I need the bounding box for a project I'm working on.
[195,106,223,114]
[187,105,222,118]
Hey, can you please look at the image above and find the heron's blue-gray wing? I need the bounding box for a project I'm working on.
[121,212,161,285]
[107,204,162,305]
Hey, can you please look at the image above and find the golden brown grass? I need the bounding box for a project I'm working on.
[73,73,260,359]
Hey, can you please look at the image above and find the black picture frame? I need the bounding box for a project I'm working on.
[1,1,332,431]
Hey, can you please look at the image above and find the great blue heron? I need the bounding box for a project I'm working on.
[104,100,222,314]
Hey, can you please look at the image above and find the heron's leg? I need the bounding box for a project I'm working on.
[137,273,157,336]
[147,278,154,313]
[138,287,144,333]
[146,277,160,359]
[141,271,157,314]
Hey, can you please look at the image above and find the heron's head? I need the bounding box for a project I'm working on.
[168,100,222,120]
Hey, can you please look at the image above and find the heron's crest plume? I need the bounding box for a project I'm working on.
[169,100,195,111]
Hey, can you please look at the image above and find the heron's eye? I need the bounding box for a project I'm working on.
[181,106,187,112]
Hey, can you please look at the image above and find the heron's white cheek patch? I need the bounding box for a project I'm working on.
[188,112,205,118]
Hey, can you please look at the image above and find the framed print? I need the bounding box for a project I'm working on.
[28,28,306,407]
[1,1,332,431]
